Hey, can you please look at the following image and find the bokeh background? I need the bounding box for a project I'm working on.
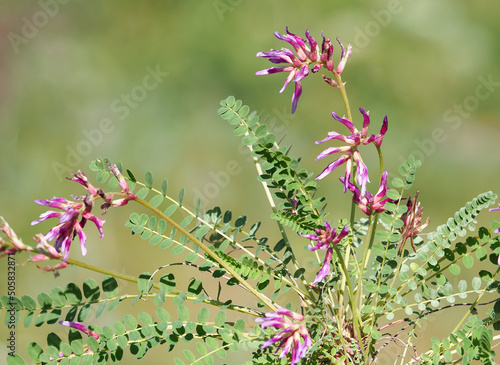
[1,0,500,363]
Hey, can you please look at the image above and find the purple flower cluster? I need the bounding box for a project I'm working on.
[31,165,135,261]
[59,321,99,339]
[489,204,500,264]
[316,108,388,197]
[256,307,312,365]
[299,222,349,284]
[0,217,27,257]
[256,27,352,113]
[31,190,104,261]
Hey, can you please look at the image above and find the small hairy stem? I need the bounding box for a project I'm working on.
[334,71,359,331]
[452,266,500,334]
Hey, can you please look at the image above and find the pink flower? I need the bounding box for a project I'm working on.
[340,171,390,216]
[397,192,430,254]
[59,321,99,339]
[489,204,500,264]
[489,204,500,235]
[256,28,352,113]
[0,217,27,257]
[316,108,388,196]
[68,171,102,197]
[31,196,104,261]
[107,162,132,193]
[299,222,349,284]
[100,163,136,213]
[37,261,69,272]
[256,308,312,365]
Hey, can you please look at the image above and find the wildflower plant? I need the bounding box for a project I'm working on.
[2,28,500,365]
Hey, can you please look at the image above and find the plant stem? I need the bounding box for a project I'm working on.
[333,69,356,327]
[332,245,368,362]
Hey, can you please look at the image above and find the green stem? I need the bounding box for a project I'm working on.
[133,196,278,312]
[333,71,353,122]
[376,145,384,174]
[248,143,316,304]
[355,214,378,311]
[332,245,367,362]
[65,258,139,283]
[452,266,500,334]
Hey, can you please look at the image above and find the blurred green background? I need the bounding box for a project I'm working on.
[1,0,500,363]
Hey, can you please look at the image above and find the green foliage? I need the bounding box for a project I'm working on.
[218,96,326,234]
[4,90,500,365]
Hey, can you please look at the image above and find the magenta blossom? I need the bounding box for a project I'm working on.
[315,108,388,196]
[340,171,390,216]
[31,196,104,261]
[489,204,500,264]
[59,321,99,339]
[299,222,349,284]
[256,307,312,365]
[397,192,430,254]
[100,163,136,213]
[256,28,352,113]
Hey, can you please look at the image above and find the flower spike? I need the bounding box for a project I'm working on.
[256,28,353,113]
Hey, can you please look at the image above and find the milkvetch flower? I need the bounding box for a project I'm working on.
[299,222,349,284]
[31,166,135,260]
[0,216,27,257]
[316,108,388,196]
[256,28,352,113]
[489,204,500,234]
[340,171,390,216]
[397,192,430,254]
[59,321,99,339]
[31,196,104,261]
[256,307,312,365]
[68,171,102,197]
[100,162,136,213]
